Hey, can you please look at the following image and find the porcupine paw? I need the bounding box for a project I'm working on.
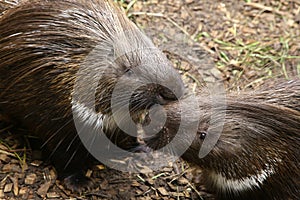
[63,171,94,193]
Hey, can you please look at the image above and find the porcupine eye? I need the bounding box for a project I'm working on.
[199,131,207,140]
[124,68,132,75]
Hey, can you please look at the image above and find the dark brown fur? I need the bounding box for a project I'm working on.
[145,79,300,200]
[0,0,184,191]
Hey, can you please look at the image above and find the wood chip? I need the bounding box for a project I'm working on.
[4,183,13,193]
[184,189,191,197]
[2,163,21,173]
[161,167,173,172]
[0,154,9,162]
[0,144,9,151]
[139,166,152,174]
[0,190,4,198]
[14,173,25,179]
[146,178,154,185]
[19,187,28,195]
[30,160,43,167]
[131,180,140,187]
[157,187,168,196]
[96,164,105,170]
[25,173,37,185]
[139,184,149,192]
[185,0,194,4]
[37,181,51,197]
[167,182,177,191]
[171,192,185,197]
[10,176,19,196]
[46,192,60,198]
[178,177,189,185]
[85,169,92,178]
[49,169,57,180]
[0,175,8,189]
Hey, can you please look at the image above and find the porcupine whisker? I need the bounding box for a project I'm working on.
[48,109,101,158]
[72,98,134,148]
[105,102,147,142]
[41,117,74,148]
[49,134,69,159]
[64,141,91,170]
[64,150,79,170]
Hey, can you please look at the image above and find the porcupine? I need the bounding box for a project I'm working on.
[0,0,184,191]
[145,79,300,200]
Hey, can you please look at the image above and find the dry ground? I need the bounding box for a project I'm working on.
[0,0,299,199]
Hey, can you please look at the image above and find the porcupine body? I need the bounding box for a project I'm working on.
[0,0,184,191]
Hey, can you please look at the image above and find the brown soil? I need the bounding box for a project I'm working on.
[0,0,299,199]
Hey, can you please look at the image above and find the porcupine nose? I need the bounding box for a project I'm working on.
[156,76,185,105]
